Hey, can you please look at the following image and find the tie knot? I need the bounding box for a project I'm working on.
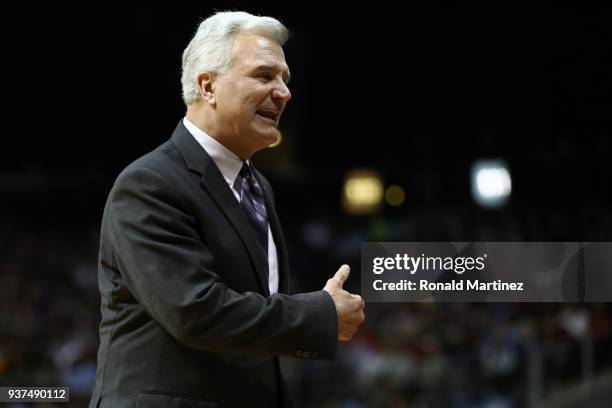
[240,162,253,180]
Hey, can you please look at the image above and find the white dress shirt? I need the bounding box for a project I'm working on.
[183,117,279,295]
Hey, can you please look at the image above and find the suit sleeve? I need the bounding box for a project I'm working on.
[107,165,338,360]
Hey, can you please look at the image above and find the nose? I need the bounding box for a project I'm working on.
[272,81,291,102]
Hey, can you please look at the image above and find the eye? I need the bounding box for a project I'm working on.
[258,73,274,82]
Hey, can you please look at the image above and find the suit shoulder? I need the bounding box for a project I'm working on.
[116,140,185,185]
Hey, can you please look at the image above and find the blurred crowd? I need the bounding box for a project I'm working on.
[0,218,99,406]
[280,206,612,407]
[1,206,611,408]
[283,301,612,407]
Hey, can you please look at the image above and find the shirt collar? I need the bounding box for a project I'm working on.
[183,117,247,189]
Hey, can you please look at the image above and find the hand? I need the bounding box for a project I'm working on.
[323,264,365,341]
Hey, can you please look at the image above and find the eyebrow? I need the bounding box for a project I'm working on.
[251,65,291,84]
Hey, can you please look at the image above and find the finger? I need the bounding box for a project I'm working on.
[350,294,364,307]
[351,309,365,323]
[333,264,350,287]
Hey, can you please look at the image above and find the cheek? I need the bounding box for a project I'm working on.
[244,90,263,108]
[223,81,268,119]
[243,83,270,105]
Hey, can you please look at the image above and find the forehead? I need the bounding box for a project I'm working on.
[230,32,289,73]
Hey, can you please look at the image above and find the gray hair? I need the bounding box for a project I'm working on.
[181,11,289,106]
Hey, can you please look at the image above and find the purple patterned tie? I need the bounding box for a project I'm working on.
[239,163,268,254]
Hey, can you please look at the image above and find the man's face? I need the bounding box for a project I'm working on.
[212,32,291,159]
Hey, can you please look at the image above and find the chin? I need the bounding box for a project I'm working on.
[257,129,280,146]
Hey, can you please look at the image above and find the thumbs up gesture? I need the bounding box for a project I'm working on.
[323,265,365,341]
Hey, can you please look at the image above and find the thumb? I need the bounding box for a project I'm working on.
[333,264,350,287]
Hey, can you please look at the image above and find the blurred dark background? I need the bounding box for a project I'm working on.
[2,5,612,408]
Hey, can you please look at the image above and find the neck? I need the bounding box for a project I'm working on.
[185,105,251,160]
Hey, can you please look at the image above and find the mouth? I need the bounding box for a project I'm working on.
[256,110,280,126]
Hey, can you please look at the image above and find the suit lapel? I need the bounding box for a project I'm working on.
[171,121,271,297]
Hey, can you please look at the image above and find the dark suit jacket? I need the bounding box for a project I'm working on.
[89,121,338,408]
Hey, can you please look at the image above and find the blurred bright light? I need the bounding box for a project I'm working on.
[343,170,383,214]
[471,160,511,208]
[385,185,405,207]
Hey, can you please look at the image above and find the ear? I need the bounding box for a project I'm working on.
[197,72,217,105]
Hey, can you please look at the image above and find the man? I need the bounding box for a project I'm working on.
[90,11,365,408]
